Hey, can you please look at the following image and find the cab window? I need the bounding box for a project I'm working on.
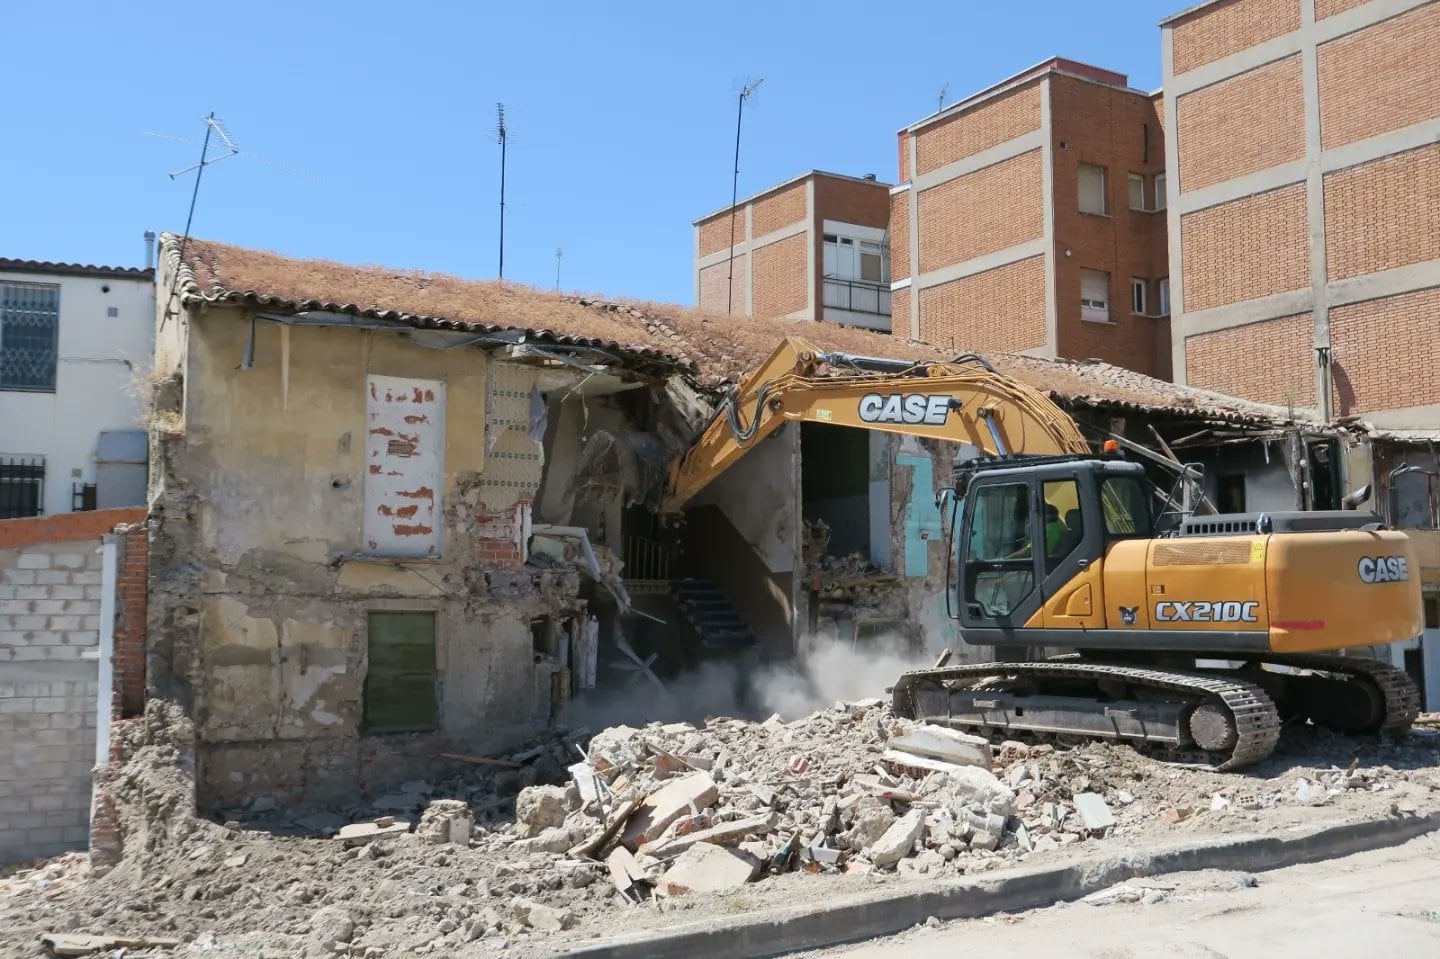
[1042,479,1083,571]
[1101,476,1154,539]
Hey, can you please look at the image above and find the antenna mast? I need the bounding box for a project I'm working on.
[497,103,509,280]
[727,78,763,315]
[555,247,563,291]
[937,82,950,112]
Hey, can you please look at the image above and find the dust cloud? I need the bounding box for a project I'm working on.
[558,634,931,732]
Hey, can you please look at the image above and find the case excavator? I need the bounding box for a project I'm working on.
[663,337,1421,770]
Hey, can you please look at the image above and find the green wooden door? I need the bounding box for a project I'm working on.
[365,611,437,732]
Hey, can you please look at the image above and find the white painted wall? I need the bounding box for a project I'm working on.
[0,269,153,515]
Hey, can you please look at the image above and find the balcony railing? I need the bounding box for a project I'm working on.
[621,534,677,582]
[823,277,891,316]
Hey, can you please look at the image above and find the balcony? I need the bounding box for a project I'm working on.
[823,277,891,317]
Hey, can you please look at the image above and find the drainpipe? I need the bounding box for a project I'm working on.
[95,537,118,768]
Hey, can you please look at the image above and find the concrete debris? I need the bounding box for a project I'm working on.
[417,799,475,846]
[868,809,927,866]
[621,772,719,849]
[41,933,182,956]
[515,785,569,837]
[640,813,776,859]
[657,842,761,895]
[511,897,577,932]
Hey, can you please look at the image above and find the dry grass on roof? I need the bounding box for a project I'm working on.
[181,238,682,354]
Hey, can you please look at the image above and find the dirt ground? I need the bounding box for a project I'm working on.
[800,831,1440,958]
[2,708,1439,959]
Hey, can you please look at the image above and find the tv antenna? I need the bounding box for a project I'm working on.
[144,116,321,183]
[555,247,563,291]
[727,78,763,315]
[497,103,510,280]
[937,82,950,112]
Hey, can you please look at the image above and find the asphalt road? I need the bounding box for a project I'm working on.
[794,832,1440,959]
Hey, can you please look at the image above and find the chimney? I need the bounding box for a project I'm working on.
[143,231,156,271]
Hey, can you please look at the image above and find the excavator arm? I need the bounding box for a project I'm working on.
[663,336,1090,511]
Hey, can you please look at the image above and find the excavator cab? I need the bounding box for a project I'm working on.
[946,456,1153,636]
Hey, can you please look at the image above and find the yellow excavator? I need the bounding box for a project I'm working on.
[663,337,1422,769]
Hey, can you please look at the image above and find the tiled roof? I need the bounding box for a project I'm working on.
[164,234,1303,427]
[0,258,153,281]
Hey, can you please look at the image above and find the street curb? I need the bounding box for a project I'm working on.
[556,811,1440,959]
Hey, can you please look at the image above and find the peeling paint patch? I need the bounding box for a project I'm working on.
[364,375,445,558]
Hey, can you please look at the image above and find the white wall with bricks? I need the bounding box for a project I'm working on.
[0,540,103,864]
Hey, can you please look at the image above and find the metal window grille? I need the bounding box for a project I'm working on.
[1,282,60,392]
[0,456,45,518]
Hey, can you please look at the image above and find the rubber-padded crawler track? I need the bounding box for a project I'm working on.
[892,661,1282,770]
[1258,653,1421,733]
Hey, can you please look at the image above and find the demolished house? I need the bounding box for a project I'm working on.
[147,236,1375,811]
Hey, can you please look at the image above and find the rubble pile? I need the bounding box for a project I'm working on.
[515,700,1134,895]
[1,702,1438,958]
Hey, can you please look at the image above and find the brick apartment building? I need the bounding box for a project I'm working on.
[693,171,893,330]
[891,58,1172,377]
[1163,0,1440,425]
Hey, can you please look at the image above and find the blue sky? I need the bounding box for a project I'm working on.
[2,1,1176,307]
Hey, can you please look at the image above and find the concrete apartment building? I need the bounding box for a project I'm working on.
[0,252,154,518]
[1163,0,1440,425]
[891,58,1172,378]
[693,171,893,330]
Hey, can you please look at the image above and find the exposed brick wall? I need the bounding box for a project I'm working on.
[113,524,148,718]
[917,256,1046,352]
[752,233,809,319]
[917,150,1044,273]
[1170,0,1301,75]
[1179,184,1309,312]
[914,82,1042,176]
[890,191,910,282]
[892,287,910,334]
[697,212,741,258]
[1050,75,1170,377]
[474,501,530,567]
[898,131,911,182]
[0,508,147,550]
[1315,0,1369,17]
[1331,288,1440,414]
[752,182,807,237]
[698,258,747,314]
[1186,313,1317,407]
[1176,56,1305,192]
[1317,3,1440,150]
[1324,143,1440,281]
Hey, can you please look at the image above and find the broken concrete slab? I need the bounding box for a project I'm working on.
[868,809,926,867]
[570,797,640,859]
[639,813,777,860]
[41,934,181,956]
[936,764,1018,818]
[607,846,648,898]
[569,762,601,804]
[888,725,991,770]
[657,841,760,896]
[336,819,409,846]
[1074,793,1116,832]
[621,772,718,849]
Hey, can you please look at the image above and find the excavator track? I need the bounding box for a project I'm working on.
[892,660,1283,771]
[1255,653,1421,734]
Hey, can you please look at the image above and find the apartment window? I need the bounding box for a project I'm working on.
[1078,164,1108,215]
[1158,277,1171,316]
[1154,174,1168,211]
[1081,270,1110,322]
[364,611,437,732]
[1128,174,1146,211]
[1131,278,1148,315]
[1,282,60,392]
[0,455,44,518]
[824,234,888,285]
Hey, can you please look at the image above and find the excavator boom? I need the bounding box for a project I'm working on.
[663,336,1088,511]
